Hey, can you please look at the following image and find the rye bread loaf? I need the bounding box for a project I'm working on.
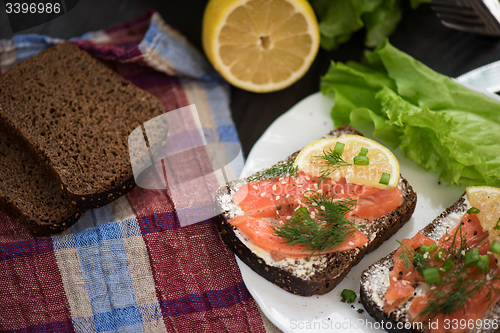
[0,129,84,236]
[214,125,417,296]
[0,42,165,208]
[360,194,500,333]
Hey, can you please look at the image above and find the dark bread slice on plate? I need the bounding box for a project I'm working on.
[214,125,417,296]
[0,42,165,209]
[360,194,500,333]
[0,129,84,236]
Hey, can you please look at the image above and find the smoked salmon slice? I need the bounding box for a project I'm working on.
[229,171,403,261]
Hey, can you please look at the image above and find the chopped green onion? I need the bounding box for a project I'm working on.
[476,255,490,274]
[379,172,391,185]
[353,155,369,166]
[293,207,309,222]
[341,289,357,303]
[358,147,369,157]
[423,267,442,284]
[419,243,438,255]
[440,259,454,272]
[467,207,481,214]
[334,142,345,156]
[496,218,500,230]
[489,240,500,254]
[464,249,480,267]
[434,248,447,261]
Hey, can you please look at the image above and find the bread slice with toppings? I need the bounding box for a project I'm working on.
[360,194,500,333]
[214,125,417,296]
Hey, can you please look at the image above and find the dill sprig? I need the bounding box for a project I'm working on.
[443,222,468,263]
[314,149,351,184]
[396,240,430,275]
[272,191,362,255]
[414,222,500,319]
[418,268,500,319]
[248,159,298,182]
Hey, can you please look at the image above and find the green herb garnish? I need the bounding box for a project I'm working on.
[333,142,345,156]
[444,222,468,263]
[415,220,500,320]
[379,172,391,185]
[418,267,500,319]
[434,248,447,262]
[314,149,351,184]
[489,240,500,254]
[464,248,480,267]
[423,267,442,284]
[467,207,480,214]
[396,240,430,275]
[341,289,357,303]
[273,191,361,256]
[248,159,298,183]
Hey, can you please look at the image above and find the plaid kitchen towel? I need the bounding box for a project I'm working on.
[0,10,280,333]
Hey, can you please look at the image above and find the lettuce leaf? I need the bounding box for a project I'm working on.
[320,40,500,187]
[310,0,431,50]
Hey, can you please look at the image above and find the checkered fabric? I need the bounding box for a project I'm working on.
[0,10,274,333]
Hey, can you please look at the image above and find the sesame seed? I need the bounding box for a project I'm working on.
[313,184,318,188]
[305,175,310,180]
[286,194,290,198]
[276,195,280,200]
[261,192,266,197]
[348,241,354,246]
[296,184,302,188]
[281,181,287,185]
[401,280,408,286]
[272,185,277,191]
[296,199,302,205]
[318,189,323,193]
[392,277,397,282]
[406,272,412,276]
[461,250,466,256]
[287,216,292,220]
[320,206,325,211]
[252,185,258,190]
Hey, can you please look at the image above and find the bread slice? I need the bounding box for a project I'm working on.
[0,43,165,208]
[0,129,84,236]
[214,125,417,296]
[360,195,500,333]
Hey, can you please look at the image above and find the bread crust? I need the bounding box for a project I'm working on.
[360,194,500,333]
[215,125,417,296]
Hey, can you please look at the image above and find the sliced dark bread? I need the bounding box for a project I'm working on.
[360,194,500,333]
[0,42,165,208]
[214,125,417,296]
[0,129,84,236]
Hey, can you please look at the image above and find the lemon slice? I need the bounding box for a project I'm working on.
[466,186,500,264]
[293,135,400,189]
[202,0,320,93]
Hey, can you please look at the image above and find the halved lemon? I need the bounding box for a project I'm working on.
[202,0,320,93]
[293,135,400,190]
[466,186,500,263]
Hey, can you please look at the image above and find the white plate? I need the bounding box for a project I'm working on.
[237,91,494,333]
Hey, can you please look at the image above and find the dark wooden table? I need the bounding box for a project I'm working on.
[2,0,500,157]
